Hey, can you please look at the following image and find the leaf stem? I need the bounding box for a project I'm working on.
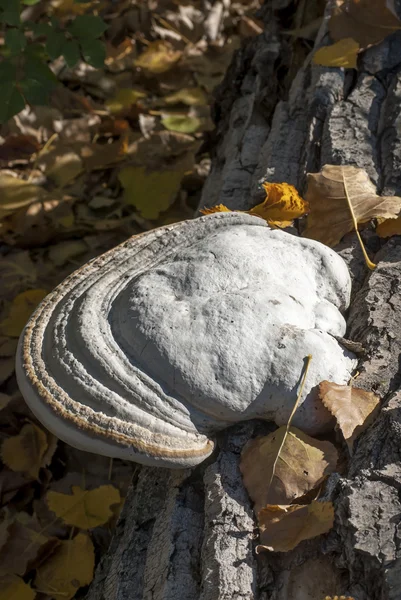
[266,354,313,497]
[342,168,376,270]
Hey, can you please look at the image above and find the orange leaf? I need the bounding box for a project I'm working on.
[251,182,308,227]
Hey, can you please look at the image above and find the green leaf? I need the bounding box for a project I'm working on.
[46,29,66,59]
[61,39,81,68]
[31,22,52,37]
[68,15,107,39]
[20,78,53,105]
[0,59,17,83]
[5,29,27,56]
[23,52,58,85]
[0,2,21,26]
[0,82,25,123]
[161,114,201,134]
[23,0,42,4]
[80,38,105,67]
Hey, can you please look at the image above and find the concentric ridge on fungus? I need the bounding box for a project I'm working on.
[16,212,357,468]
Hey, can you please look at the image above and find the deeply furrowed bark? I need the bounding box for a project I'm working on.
[86,2,401,598]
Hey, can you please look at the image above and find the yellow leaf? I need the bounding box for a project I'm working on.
[303,164,401,247]
[0,174,48,220]
[164,87,208,106]
[46,485,121,529]
[251,182,308,227]
[1,424,49,480]
[313,38,359,69]
[105,88,147,114]
[134,41,181,74]
[34,532,94,600]
[200,204,232,215]
[376,215,401,238]
[319,381,380,454]
[240,426,337,513]
[118,165,186,219]
[329,0,401,48]
[257,501,334,552]
[0,574,36,600]
[0,289,48,338]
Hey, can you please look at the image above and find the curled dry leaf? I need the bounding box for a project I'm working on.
[34,532,94,600]
[313,38,359,69]
[240,426,338,514]
[251,182,309,227]
[319,381,380,454]
[257,501,334,552]
[0,174,49,220]
[329,0,401,48]
[303,164,401,247]
[376,215,401,238]
[46,484,121,529]
[200,183,308,227]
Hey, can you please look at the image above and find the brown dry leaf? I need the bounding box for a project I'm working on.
[319,381,380,453]
[0,574,36,600]
[0,174,49,220]
[0,135,40,163]
[1,423,49,480]
[0,358,15,386]
[0,289,48,338]
[119,164,188,219]
[329,0,401,48]
[135,41,182,74]
[0,510,57,576]
[257,501,334,552]
[38,147,83,188]
[80,138,128,171]
[34,532,94,600]
[376,215,401,237]
[251,182,309,227]
[0,251,37,302]
[240,426,338,514]
[313,38,359,68]
[303,164,401,247]
[46,485,121,529]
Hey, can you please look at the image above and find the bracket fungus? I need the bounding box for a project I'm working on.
[16,213,357,468]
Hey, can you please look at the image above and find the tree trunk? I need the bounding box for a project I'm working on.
[87,2,401,599]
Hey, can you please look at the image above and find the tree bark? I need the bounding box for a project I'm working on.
[87,2,401,599]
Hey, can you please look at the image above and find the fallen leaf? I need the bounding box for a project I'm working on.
[47,240,88,267]
[313,38,359,68]
[161,114,201,134]
[1,423,49,480]
[200,204,232,215]
[329,0,401,48]
[46,484,121,529]
[134,40,182,74]
[303,164,401,247]
[34,532,94,600]
[0,574,36,600]
[319,381,380,453]
[0,289,48,338]
[0,251,37,301]
[240,426,338,513]
[105,88,147,114]
[257,501,334,552]
[0,173,48,219]
[251,182,309,227]
[38,147,83,188]
[0,135,40,162]
[0,358,15,386]
[0,393,11,410]
[376,215,401,237]
[0,510,56,576]
[164,87,208,106]
[119,165,187,219]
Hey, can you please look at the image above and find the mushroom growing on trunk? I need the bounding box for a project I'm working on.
[16,212,356,468]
